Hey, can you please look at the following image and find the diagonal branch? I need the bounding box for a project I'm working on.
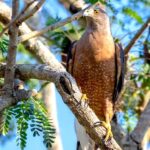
[122,100,150,150]
[130,100,150,148]
[17,0,45,25]
[18,4,93,43]
[0,63,122,150]
[0,0,35,38]
[124,17,150,55]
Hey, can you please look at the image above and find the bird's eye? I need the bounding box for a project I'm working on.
[94,10,99,14]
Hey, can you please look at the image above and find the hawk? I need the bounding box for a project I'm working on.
[67,2,125,147]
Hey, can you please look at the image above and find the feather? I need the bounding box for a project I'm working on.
[113,43,125,103]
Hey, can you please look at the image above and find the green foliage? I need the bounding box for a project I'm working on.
[84,0,105,4]
[46,16,61,26]
[122,8,143,24]
[0,34,9,57]
[1,109,12,135]
[121,60,150,132]
[45,15,82,55]
[1,98,55,150]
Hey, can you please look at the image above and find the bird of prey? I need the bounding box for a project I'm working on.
[67,1,124,147]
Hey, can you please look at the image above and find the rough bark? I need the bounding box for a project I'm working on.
[123,101,150,150]
[3,0,19,93]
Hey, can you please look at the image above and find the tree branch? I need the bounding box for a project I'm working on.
[17,0,45,25]
[59,0,86,12]
[0,0,35,38]
[124,17,150,55]
[121,100,150,150]
[130,100,150,149]
[3,0,19,93]
[18,4,93,43]
[0,63,122,150]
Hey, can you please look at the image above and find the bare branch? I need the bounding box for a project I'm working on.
[0,63,122,150]
[0,0,35,38]
[122,100,150,150]
[0,88,38,112]
[124,17,150,55]
[59,0,86,12]
[3,0,19,93]
[18,4,93,43]
[17,0,45,25]
[130,100,150,148]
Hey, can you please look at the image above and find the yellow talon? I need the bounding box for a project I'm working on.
[101,121,113,141]
[81,94,88,101]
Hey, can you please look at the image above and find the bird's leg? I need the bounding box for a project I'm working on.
[93,115,113,141]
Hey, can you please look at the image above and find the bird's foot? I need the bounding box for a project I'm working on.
[80,94,89,107]
[81,94,88,101]
[101,121,113,141]
[93,121,113,141]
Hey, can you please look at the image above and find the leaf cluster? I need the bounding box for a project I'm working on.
[0,34,9,58]
[1,98,56,150]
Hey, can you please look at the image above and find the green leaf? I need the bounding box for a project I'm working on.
[85,0,105,4]
[122,7,143,23]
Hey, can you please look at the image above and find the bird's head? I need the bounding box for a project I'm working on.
[83,2,108,29]
[83,2,106,19]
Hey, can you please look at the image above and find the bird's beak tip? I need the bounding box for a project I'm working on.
[83,11,89,17]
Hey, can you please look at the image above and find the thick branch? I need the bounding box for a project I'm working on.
[124,17,150,55]
[122,100,150,150]
[131,100,150,148]
[0,63,122,150]
[3,0,19,93]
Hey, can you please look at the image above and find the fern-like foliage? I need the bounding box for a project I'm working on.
[1,98,56,150]
[0,34,9,56]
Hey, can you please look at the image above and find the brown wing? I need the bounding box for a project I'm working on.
[66,41,77,75]
[113,43,125,103]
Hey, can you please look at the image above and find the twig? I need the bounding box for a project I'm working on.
[0,0,35,38]
[17,0,45,25]
[3,0,19,93]
[124,17,150,55]
[18,4,93,43]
